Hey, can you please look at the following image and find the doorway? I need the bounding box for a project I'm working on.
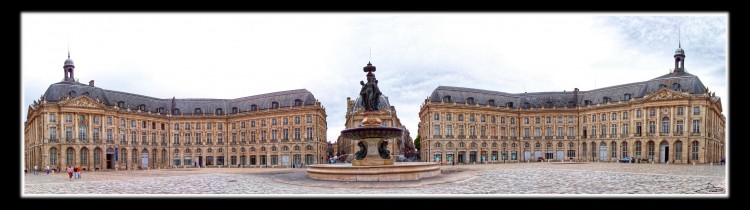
[660,141,670,163]
[106,148,115,169]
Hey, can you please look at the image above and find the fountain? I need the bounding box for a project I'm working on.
[306,62,440,181]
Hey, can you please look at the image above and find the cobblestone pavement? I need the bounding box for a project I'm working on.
[22,162,726,196]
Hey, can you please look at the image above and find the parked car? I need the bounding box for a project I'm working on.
[619,156,633,163]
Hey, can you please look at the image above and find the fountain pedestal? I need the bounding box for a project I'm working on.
[352,138,396,166]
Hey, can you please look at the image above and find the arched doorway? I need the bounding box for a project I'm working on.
[105,148,115,169]
[152,149,158,169]
[660,141,669,163]
[66,147,75,166]
[599,142,607,161]
[141,149,149,169]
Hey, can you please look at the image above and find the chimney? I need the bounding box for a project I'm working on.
[89,80,95,87]
[573,88,579,107]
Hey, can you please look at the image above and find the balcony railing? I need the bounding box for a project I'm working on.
[305,137,313,141]
[469,135,477,139]
[510,137,518,140]
[690,132,701,136]
[480,135,488,139]
[600,134,607,138]
[533,136,541,140]
[556,136,564,139]
[567,136,575,140]
[490,136,498,139]
[433,135,442,139]
[217,142,225,145]
[673,132,684,136]
[610,134,618,138]
[458,135,466,139]
[523,137,531,140]
[445,135,455,139]
[173,142,180,145]
[161,142,167,146]
[106,140,114,144]
[545,136,553,140]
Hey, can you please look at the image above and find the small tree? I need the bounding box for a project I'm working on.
[414,134,421,152]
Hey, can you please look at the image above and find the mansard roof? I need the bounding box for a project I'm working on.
[430,70,706,108]
[42,81,317,114]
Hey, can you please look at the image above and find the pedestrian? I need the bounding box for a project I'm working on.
[67,165,73,180]
[33,165,38,175]
[45,165,50,175]
[74,165,81,179]
[24,168,27,175]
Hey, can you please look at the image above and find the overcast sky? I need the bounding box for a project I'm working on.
[21,13,728,143]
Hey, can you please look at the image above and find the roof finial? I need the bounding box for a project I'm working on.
[67,36,70,58]
[678,26,681,48]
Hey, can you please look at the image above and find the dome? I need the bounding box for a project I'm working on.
[64,57,74,67]
[674,47,685,55]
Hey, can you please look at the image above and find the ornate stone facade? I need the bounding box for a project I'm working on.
[24,55,328,171]
[418,46,725,164]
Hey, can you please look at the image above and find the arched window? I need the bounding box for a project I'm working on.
[195,108,202,115]
[492,143,497,148]
[443,95,451,103]
[294,99,303,107]
[524,143,530,148]
[466,97,475,105]
[207,148,213,153]
[118,101,125,109]
[174,149,180,154]
[49,147,58,165]
[447,142,454,148]
[196,148,202,153]
[557,142,563,148]
[481,142,487,147]
[185,149,191,154]
[459,142,465,148]
[215,108,223,115]
[218,148,223,153]
[512,143,516,148]
[241,148,246,152]
[569,142,574,148]
[252,147,257,152]
[294,145,301,151]
[306,145,313,150]
[271,102,279,109]
[250,104,258,111]
[231,148,236,153]
[82,92,89,96]
[282,146,289,151]
[470,142,477,148]
[546,142,552,148]
[435,142,441,148]
[271,146,277,151]
[659,84,667,89]
[536,143,541,148]
[66,147,74,165]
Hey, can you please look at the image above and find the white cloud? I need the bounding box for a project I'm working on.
[22,13,728,143]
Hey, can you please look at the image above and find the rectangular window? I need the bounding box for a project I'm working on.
[49,114,56,122]
[218,133,223,143]
[173,134,180,144]
[524,118,529,125]
[232,123,236,130]
[196,133,202,144]
[501,116,505,124]
[207,123,212,130]
[568,127,574,137]
[692,120,700,133]
[306,128,313,139]
[261,120,266,127]
[207,133,213,143]
[294,128,300,140]
[66,114,72,122]
[611,124,617,136]
[271,155,278,165]
[307,115,312,124]
[677,120,684,133]
[556,127,562,136]
[568,117,574,123]
[557,117,562,123]
[693,106,700,115]
[649,108,655,117]
[93,128,100,140]
[261,130,267,141]
[446,125,453,136]
[186,123,191,130]
[622,124,629,135]
[161,133,166,144]
[251,121,256,128]
[447,114,452,121]
[93,116,99,124]
[511,128,516,137]
[434,125,441,136]
[131,120,136,128]
[601,114,606,121]
[272,129,277,140]
[120,132,125,142]
[120,119,125,127]
[524,128,530,137]
[636,122,642,134]
[649,121,655,134]
[218,123,223,130]
[636,109,642,118]
[49,127,57,140]
[195,123,201,130]
[434,113,440,121]
[611,113,616,121]
[251,132,256,142]
[107,129,112,141]
[174,123,179,130]
[142,132,148,143]
[535,117,540,124]
[677,107,684,115]
[623,112,629,120]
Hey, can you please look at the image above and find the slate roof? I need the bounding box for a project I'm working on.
[429,71,706,108]
[42,81,317,114]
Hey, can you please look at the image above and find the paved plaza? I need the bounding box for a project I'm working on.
[22,162,726,196]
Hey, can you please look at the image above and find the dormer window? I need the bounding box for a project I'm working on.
[271,102,279,109]
[195,108,202,115]
[507,102,513,108]
[232,107,238,114]
[156,107,164,114]
[82,92,89,96]
[624,94,631,101]
[69,91,76,97]
[672,83,681,90]
[172,108,180,115]
[659,84,667,89]
[488,99,495,106]
[294,99,303,107]
[250,104,258,111]
[466,97,475,105]
[443,95,452,103]
[215,108,223,115]
[584,100,592,106]
[522,102,530,109]
[545,101,552,108]
[117,101,125,109]
[603,97,611,103]
[139,104,146,111]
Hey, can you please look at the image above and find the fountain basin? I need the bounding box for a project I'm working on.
[306,162,440,181]
[340,127,403,139]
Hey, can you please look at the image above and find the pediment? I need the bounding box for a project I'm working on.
[59,95,107,109]
[643,88,689,102]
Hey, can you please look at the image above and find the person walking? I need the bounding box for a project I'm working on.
[67,165,73,180]
[74,165,80,179]
[45,165,50,175]
[33,165,38,175]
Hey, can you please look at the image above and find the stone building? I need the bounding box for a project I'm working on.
[24,54,328,171]
[418,45,725,164]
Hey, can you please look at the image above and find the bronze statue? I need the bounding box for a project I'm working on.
[359,72,382,111]
[354,141,367,160]
[378,141,391,159]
